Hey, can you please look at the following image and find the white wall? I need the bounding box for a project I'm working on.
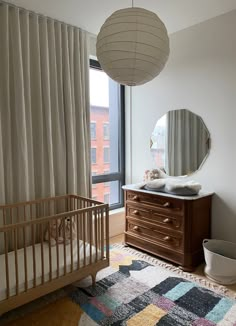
[127,10,236,242]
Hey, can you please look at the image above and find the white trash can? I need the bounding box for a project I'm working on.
[203,239,236,285]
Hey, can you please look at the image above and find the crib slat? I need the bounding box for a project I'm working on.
[53,199,60,278]
[40,223,45,284]
[73,197,76,214]
[83,202,86,267]
[71,198,74,272]
[97,208,101,259]
[23,225,28,292]
[48,221,52,281]
[3,208,8,301]
[94,209,98,262]
[76,214,80,270]
[23,206,28,292]
[56,218,59,278]
[63,217,66,275]
[101,208,104,259]
[14,229,19,295]
[30,205,36,288]
[32,223,36,288]
[69,217,73,272]
[17,207,20,249]
[4,229,10,299]
[89,210,92,265]
[105,207,109,260]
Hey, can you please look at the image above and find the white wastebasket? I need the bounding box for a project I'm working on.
[203,239,236,285]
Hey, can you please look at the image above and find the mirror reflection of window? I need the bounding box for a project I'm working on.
[151,109,210,176]
[151,114,167,171]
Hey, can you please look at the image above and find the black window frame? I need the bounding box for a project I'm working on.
[90,59,125,210]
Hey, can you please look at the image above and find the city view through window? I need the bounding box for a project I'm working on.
[90,61,124,209]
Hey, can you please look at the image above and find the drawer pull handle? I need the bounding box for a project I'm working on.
[163,236,171,241]
[133,195,139,201]
[163,218,172,224]
[133,226,139,231]
[133,210,139,215]
[163,202,171,208]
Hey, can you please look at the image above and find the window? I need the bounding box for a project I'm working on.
[91,148,96,164]
[90,59,125,210]
[90,122,96,139]
[103,123,109,140]
[103,147,110,163]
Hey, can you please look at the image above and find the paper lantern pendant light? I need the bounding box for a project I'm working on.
[96,7,170,86]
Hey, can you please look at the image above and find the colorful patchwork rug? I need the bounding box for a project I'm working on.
[3,244,236,325]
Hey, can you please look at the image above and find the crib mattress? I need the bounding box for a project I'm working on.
[0,240,100,301]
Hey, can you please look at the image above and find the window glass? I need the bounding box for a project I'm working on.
[103,123,109,140]
[91,148,96,164]
[90,122,96,139]
[103,147,110,163]
[90,60,125,210]
[104,193,110,204]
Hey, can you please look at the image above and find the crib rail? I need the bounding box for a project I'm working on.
[0,194,109,314]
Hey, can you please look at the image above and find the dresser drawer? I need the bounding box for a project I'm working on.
[126,191,184,215]
[127,220,183,251]
[124,233,184,266]
[127,205,183,231]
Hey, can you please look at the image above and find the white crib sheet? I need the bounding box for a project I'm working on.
[0,240,100,301]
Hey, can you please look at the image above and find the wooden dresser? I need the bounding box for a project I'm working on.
[123,185,213,271]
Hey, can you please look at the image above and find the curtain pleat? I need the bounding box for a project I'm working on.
[0,3,91,206]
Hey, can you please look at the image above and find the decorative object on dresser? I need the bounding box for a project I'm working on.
[123,185,213,272]
[140,177,202,196]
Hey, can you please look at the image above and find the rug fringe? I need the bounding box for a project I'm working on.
[111,243,236,299]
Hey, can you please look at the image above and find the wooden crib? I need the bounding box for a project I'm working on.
[0,194,109,315]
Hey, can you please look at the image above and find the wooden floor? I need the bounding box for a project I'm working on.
[110,233,236,293]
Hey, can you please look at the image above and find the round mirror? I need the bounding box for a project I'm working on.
[150,109,210,176]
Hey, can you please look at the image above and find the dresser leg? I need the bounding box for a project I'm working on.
[179,265,194,273]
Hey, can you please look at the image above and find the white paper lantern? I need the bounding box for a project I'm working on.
[96,7,170,86]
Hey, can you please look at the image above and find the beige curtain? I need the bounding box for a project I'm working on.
[0,3,91,206]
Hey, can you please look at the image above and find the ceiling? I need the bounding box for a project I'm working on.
[6,0,236,34]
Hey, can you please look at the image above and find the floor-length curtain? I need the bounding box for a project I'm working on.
[0,3,91,206]
[166,109,209,176]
